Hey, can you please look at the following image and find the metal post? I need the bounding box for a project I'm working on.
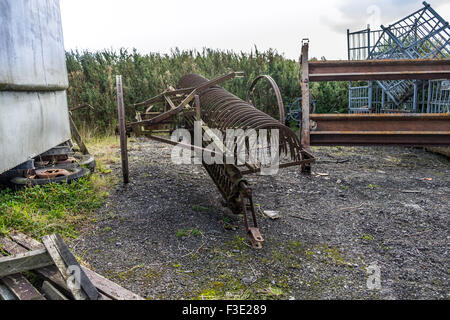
[195,95,201,120]
[413,80,419,112]
[301,39,310,148]
[69,115,90,155]
[116,75,129,184]
[346,29,350,60]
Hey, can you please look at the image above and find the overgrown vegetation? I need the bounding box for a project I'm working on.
[66,48,349,134]
[0,137,119,239]
[0,178,107,238]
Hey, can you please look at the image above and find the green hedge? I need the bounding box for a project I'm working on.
[66,48,348,133]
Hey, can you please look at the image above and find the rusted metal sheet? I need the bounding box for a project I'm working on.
[308,59,450,81]
[309,113,450,146]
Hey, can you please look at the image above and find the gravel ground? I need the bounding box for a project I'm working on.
[71,137,449,300]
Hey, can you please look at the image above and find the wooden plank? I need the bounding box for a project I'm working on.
[69,115,90,155]
[1,274,45,300]
[81,267,144,300]
[52,234,99,300]
[0,249,53,278]
[0,237,46,300]
[0,283,17,300]
[5,233,129,300]
[9,232,44,250]
[42,235,88,300]
[0,236,25,255]
[0,235,69,293]
[41,281,68,300]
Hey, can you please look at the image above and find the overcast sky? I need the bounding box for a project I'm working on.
[60,0,450,60]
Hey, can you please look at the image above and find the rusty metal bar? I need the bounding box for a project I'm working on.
[309,113,450,146]
[240,158,316,175]
[116,75,129,184]
[310,132,450,146]
[128,72,244,129]
[300,42,450,147]
[301,40,310,148]
[134,87,196,108]
[308,58,450,81]
[310,113,450,131]
[246,75,285,123]
[69,116,89,155]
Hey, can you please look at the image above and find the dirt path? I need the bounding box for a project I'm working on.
[71,137,449,300]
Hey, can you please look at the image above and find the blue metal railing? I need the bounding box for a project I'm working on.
[347,1,450,114]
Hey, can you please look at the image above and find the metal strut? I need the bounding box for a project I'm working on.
[238,181,264,249]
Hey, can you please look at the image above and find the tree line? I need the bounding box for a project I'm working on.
[66,48,349,134]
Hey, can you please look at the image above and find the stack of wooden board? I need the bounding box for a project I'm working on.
[0,232,144,300]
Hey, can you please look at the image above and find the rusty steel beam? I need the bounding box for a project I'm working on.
[308,59,450,81]
[301,40,311,150]
[116,75,129,184]
[309,113,450,146]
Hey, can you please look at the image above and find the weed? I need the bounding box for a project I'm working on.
[192,205,210,213]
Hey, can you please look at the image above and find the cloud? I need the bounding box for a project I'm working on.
[321,0,449,33]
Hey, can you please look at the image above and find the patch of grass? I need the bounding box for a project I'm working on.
[192,273,290,300]
[367,184,379,190]
[0,135,118,239]
[361,234,375,241]
[176,229,188,238]
[192,205,210,213]
[176,228,202,239]
[106,264,145,281]
[221,216,237,230]
[0,178,108,239]
[227,236,249,251]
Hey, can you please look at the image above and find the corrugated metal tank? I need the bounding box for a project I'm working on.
[0,0,71,173]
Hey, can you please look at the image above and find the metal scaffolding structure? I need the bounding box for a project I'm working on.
[347,1,450,114]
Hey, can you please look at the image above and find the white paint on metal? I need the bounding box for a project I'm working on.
[0,0,68,90]
[0,0,71,174]
[0,91,71,173]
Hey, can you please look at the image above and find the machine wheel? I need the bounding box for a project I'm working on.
[10,167,90,187]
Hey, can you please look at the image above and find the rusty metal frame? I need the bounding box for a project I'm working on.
[246,74,285,123]
[308,59,450,81]
[118,71,313,249]
[300,40,450,148]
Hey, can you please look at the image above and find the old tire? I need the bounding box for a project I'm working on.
[10,167,90,187]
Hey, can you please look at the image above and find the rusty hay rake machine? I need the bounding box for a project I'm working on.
[116,72,315,249]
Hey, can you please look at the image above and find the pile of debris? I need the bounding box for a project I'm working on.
[0,232,143,300]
